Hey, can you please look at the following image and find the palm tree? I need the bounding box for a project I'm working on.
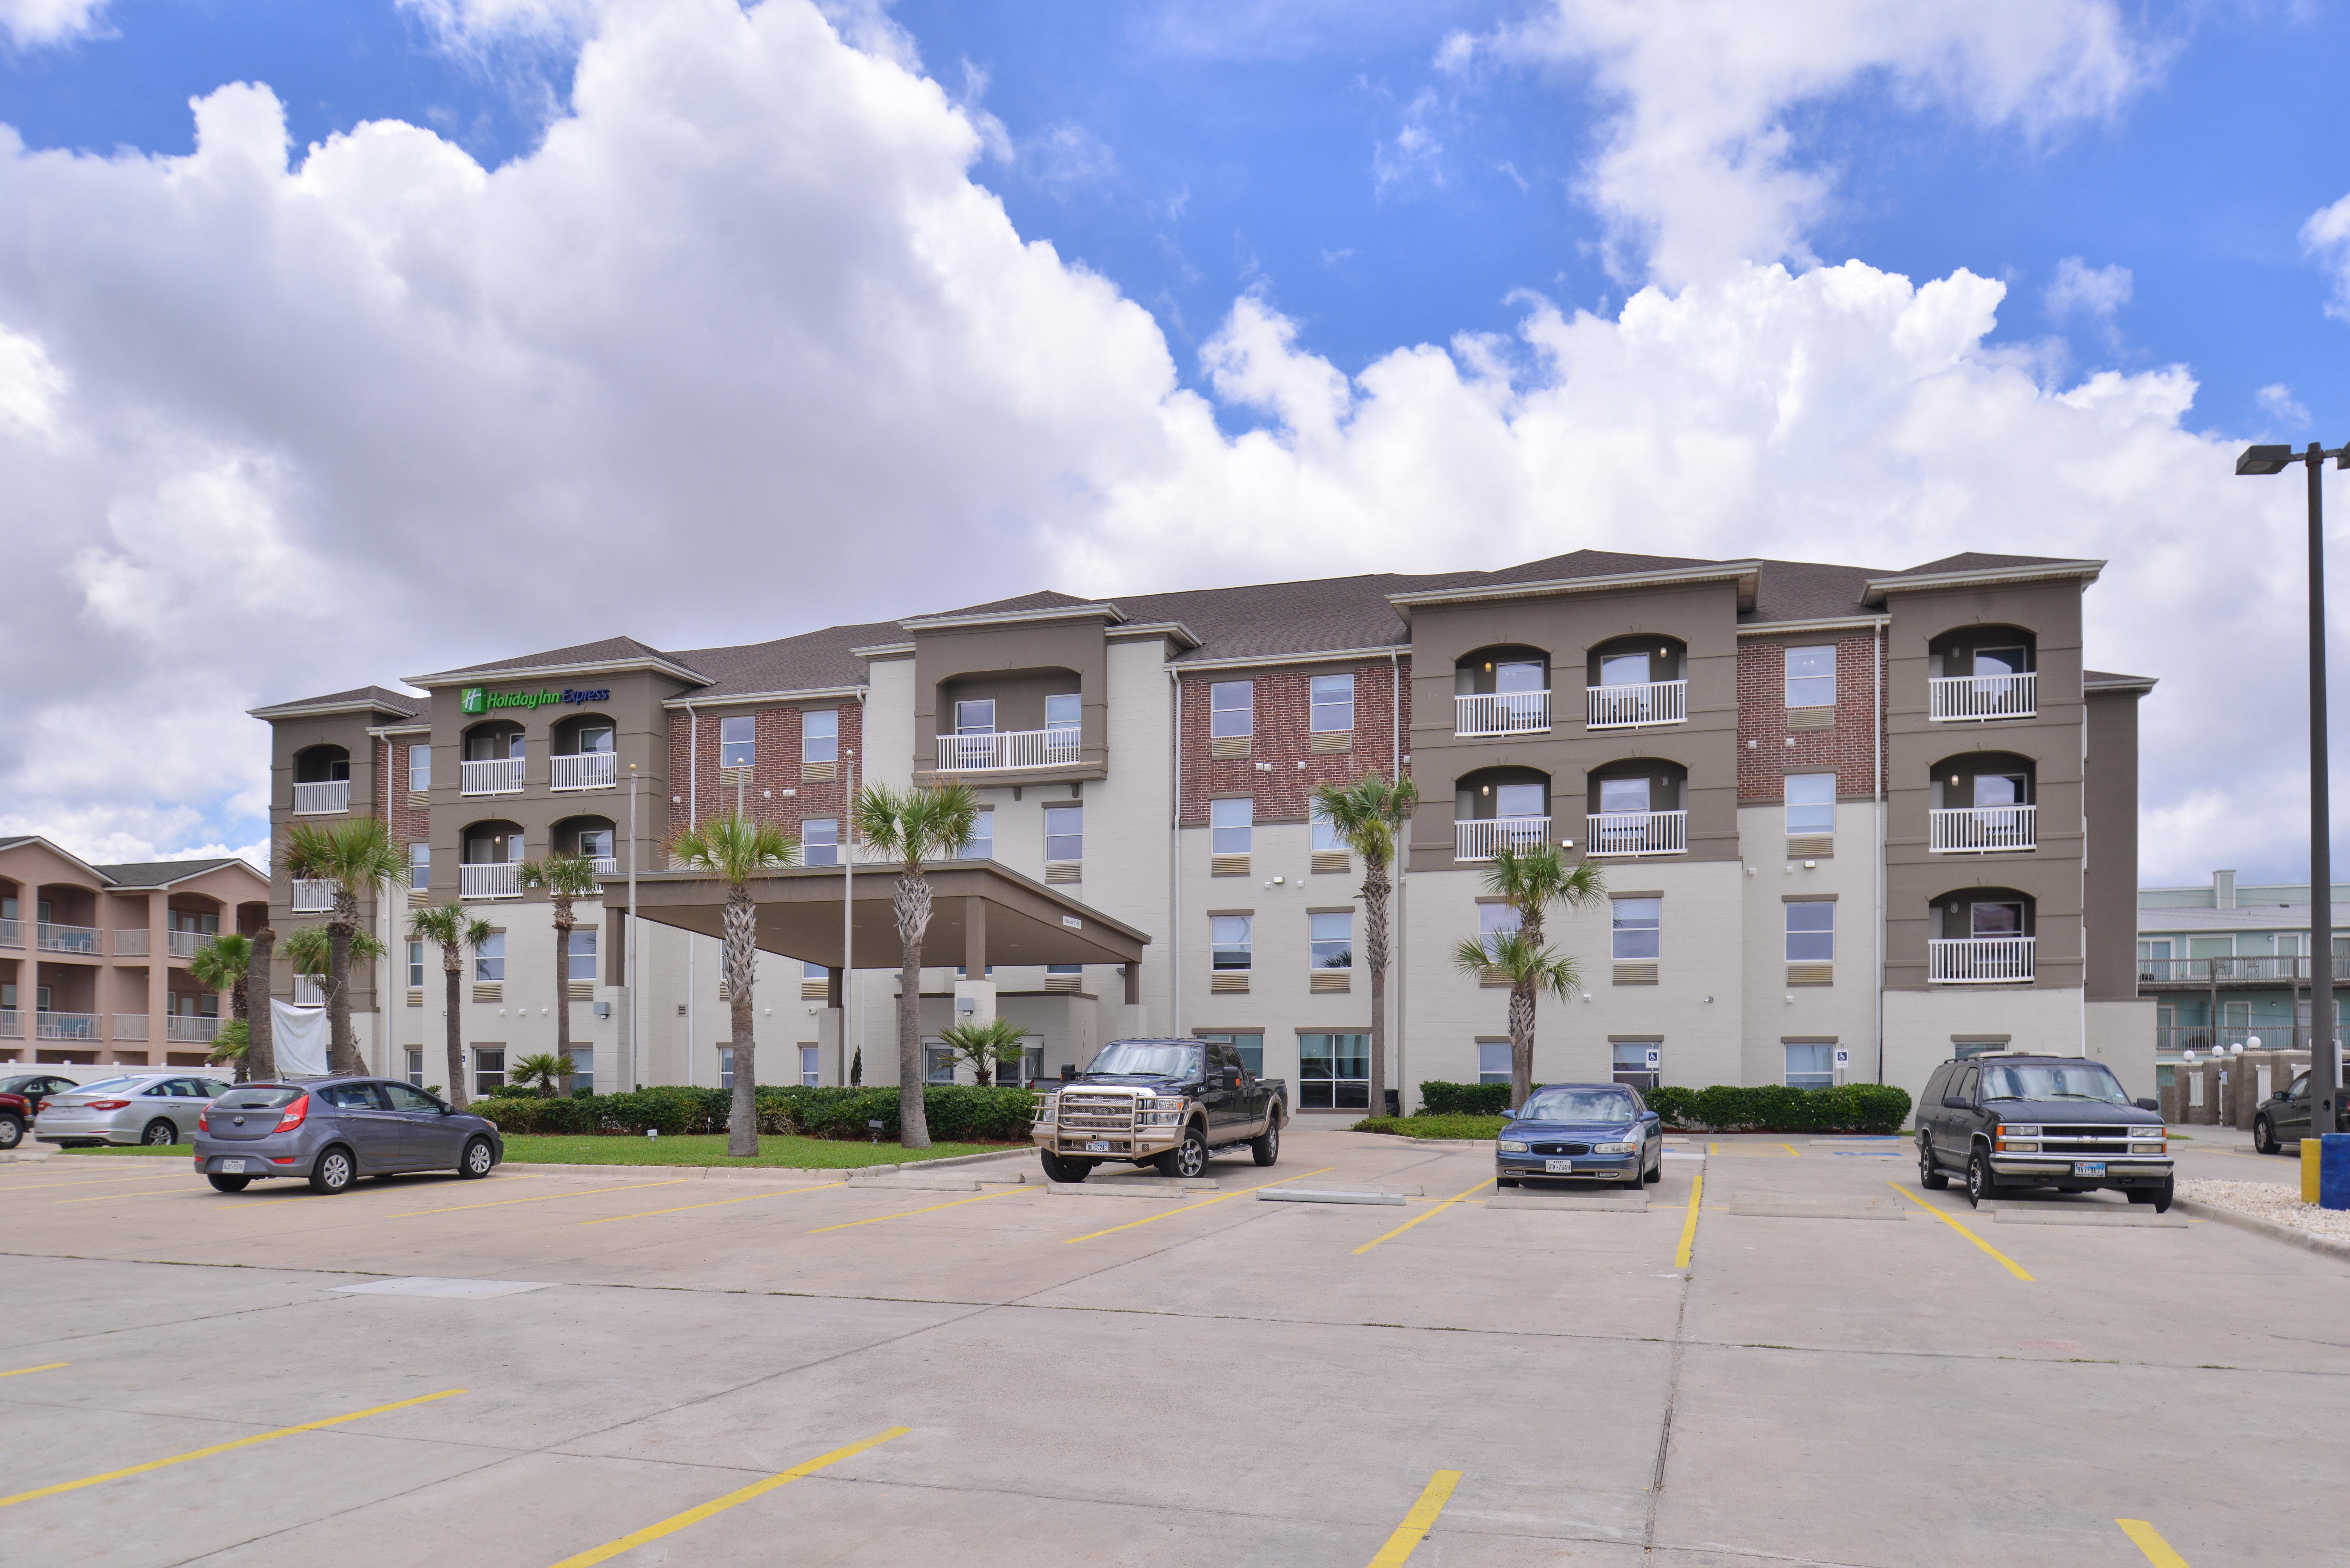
[284,818,409,1074]
[283,924,389,1000]
[1472,845,1608,1107]
[937,1016,1026,1086]
[853,781,981,1150]
[668,812,799,1157]
[206,1018,249,1075]
[1311,774,1419,1119]
[407,902,493,1108]
[246,926,276,1081]
[510,1052,570,1098]
[1452,929,1583,1108]
[519,855,603,1092]
[189,933,256,1081]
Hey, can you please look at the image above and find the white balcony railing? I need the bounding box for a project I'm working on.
[1929,936,2036,984]
[1454,816,1552,862]
[167,1015,222,1042]
[292,879,336,914]
[1930,805,2037,853]
[935,728,1081,772]
[591,856,617,876]
[550,753,616,791]
[1929,672,2036,721]
[461,862,523,900]
[166,929,203,959]
[1454,690,1551,736]
[113,929,150,957]
[0,1008,17,1038]
[292,779,350,815]
[1585,810,1689,857]
[113,1014,149,1041]
[0,917,17,947]
[460,758,526,796]
[292,976,326,1006]
[36,1011,100,1040]
[36,922,101,955]
[1586,680,1688,729]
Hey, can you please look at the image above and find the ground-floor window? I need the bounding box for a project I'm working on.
[1195,1031,1264,1075]
[1613,1040,1661,1089]
[923,1042,955,1083]
[474,1048,506,1097]
[567,1046,593,1094]
[800,1045,819,1087]
[1477,1040,1511,1086]
[1300,1032,1368,1110]
[406,1048,425,1088]
[717,1046,733,1090]
[1782,1043,1833,1090]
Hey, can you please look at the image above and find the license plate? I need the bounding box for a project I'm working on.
[1084,1140,1110,1153]
[218,1159,245,1174]
[1544,1158,1576,1173]
[2073,1161,2106,1177]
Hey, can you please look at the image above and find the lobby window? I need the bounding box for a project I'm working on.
[1299,1032,1369,1110]
[1786,902,1834,962]
[924,1042,956,1083]
[962,807,993,861]
[1210,797,1252,856]
[1785,645,1836,708]
[1198,1030,1264,1075]
[1784,1043,1835,1091]
[1785,773,1835,835]
[800,1045,820,1087]
[1310,673,1354,733]
[1210,915,1252,972]
[1478,903,1521,959]
[409,745,431,792]
[1044,805,1082,866]
[719,716,756,769]
[1477,1041,1511,1086]
[1310,911,1353,970]
[410,841,430,889]
[474,1048,506,1097]
[955,699,996,735]
[1613,1042,1662,1090]
[1210,681,1253,739]
[802,818,839,868]
[406,941,425,990]
[475,933,505,984]
[1045,693,1080,736]
[1612,898,1661,961]
[568,931,597,984]
[803,709,838,765]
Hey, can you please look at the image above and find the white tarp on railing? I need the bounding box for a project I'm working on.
[270,1000,330,1077]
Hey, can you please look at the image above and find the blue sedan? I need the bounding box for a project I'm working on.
[1495,1083,1665,1190]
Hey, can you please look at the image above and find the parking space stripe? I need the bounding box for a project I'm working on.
[0,1362,67,1379]
[2116,1519,2191,1565]
[1061,1167,1337,1245]
[809,1187,1030,1233]
[386,1180,688,1218]
[1886,1184,2034,1281]
[54,1187,206,1205]
[542,1426,910,1568]
[1365,1469,1462,1566]
[1350,1177,1493,1256]
[0,1173,191,1193]
[1675,1170,1703,1270]
[583,1182,845,1225]
[0,1387,464,1509]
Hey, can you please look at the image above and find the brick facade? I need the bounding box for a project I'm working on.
[389,741,430,846]
[667,702,864,843]
[1177,660,1406,825]
[1735,634,1886,803]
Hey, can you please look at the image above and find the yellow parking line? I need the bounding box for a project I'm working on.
[387,1180,687,1218]
[1675,1170,1704,1270]
[544,1427,910,1568]
[55,1187,206,1205]
[0,1173,189,1192]
[583,1183,845,1225]
[0,1362,67,1379]
[2117,1519,2191,1566]
[1366,1469,1463,1567]
[1064,1167,1337,1245]
[809,1187,1029,1233]
[1351,1176,1493,1256]
[0,1388,463,1509]
[1780,1142,1800,1157]
[1886,1184,2034,1282]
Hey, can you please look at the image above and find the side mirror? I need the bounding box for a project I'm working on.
[1642,1109,1660,1120]
[1942,1095,1972,1110]
[2274,1089,2291,1102]
[2135,1097,2159,1112]
[1504,1106,1520,1119]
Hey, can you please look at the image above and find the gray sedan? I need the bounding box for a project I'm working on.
[34,1074,232,1147]
[192,1077,504,1194]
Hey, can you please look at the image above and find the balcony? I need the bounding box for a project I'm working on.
[36,922,101,955]
[1454,691,1550,737]
[0,1008,16,1038]
[292,879,336,914]
[113,929,150,957]
[460,758,525,796]
[1929,672,2036,722]
[1586,680,1688,729]
[292,779,350,815]
[35,1011,100,1040]
[461,862,522,900]
[114,1014,148,1041]
[0,916,16,947]
[2138,955,2322,985]
[167,1015,221,1043]
[591,856,617,876]
[1929,805,2037,854]
[935,729,1081,772]
[551,753,616,791]
[1585,810,1689,858]
[1928,936,2035,984]
[1455,816,1551,862]
[166,930,203,960]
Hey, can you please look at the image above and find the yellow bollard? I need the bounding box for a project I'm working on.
[2304,1136,2322,1205]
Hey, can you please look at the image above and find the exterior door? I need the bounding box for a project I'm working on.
[383,1080,463,1167]
[315,1081,403,1172]
[1936,1065,1979,1164]
[2277,1071,2311,1141]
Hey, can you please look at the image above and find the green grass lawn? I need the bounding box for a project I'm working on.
[496,1133,1019,1168]
[1354,1115,1506,1140]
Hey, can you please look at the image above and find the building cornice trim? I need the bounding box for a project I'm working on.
[1170,644,1407,674]
[403,656,709,688]
[1387,561,1763,613]
[1735,615,1891,638]
[1860,560,2104,605]
[661,684,868,711]
[897,602,1127,633]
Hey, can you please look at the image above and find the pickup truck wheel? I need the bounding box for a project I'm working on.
[0,1113,21,1150]
[2253,1115,2278,1155]
[1038,1150,1093,1183]
[1155,1124,1209,1179]
[1249,1113,1281,1167]
[1918,1140,1949,1190]
[2147,1176,2174,1214]
[1964,1149,1996,1209]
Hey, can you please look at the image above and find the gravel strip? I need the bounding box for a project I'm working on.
[2179,1178,2350,1243]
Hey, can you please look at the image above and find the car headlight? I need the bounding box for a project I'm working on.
[2130,1136,2166,1154]
[1497,1140,1529,1153]
[1999,1125,2042,1137]
[1592,1141,1637,1155]
[1998,1141,2039,1154]
[1034,1097,1056,1123]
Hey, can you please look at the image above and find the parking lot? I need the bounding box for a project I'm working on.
[0,1126,2341,1567]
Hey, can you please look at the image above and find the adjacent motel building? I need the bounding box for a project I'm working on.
[249,549,2155,1115]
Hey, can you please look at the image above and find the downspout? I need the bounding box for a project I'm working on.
[1875,621,1886,1085]
[1169,665,1182,1037]
[1391,647,1406,1111]
[687,702,698,1090]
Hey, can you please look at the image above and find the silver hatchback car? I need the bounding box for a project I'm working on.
[35,1074,233,1147]
[191,1076,505,1194]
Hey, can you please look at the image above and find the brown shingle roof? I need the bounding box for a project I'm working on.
[1885,552,2087,577]
[248,685,421,719]
[419,636,701,682]
[90,857,260,888]
[668,620,904,700]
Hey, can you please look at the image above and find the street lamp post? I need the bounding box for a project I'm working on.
[2239,440,2349,1134]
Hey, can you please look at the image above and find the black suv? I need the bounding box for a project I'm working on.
[1916,1053,2172,1210]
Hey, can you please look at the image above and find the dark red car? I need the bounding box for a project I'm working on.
[0,1090,29,1151]
[0,1074,81,1150]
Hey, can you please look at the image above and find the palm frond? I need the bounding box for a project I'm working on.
[282,924,389,975]
[668,812,799,885]
[1311,773,1420,864]
[1456,929,1581,999]
[853,781,981,870]
[187,934,253,993]
[519,855,603,898]
[284,818,410,895]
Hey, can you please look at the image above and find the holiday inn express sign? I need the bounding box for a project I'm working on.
[461,686,612,713]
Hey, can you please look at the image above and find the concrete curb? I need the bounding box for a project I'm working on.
[1352,1133,1491,1149]
[501,1145,1031,1185]
[1045,1181,1184,1199]
[1259,1189,1406,1206]
[2175,1196,2350,1261]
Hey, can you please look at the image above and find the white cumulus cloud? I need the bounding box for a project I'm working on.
[2044,255,2133,322]
[0,0,109,48]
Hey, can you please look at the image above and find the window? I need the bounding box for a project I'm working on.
[1045,693,1080,734]
[717,1046,733,1090]
[1311,804,1342,854]
[474,933,504,983]
[1310,673,1354,732]
[800,1045,820,1088]
[1210,915,1252,971]
[577,827,614,864]
[719,716,756,769]
[1477,1041,1512,1086]
[802,818,838,868]
[1210,681,1253,739]
[1310,911,1353,969]
[1044,805,1082,865]
[1599,652,1649,687]
[1210,797,1252,856]
[405,1048,424,1088]
[1783,1043,1834,1091]
[568,931,597,984]
[1613,1041,1661,1089]
[1785,774,1835,835]
[954,963,994,979]
[1785,903,1834,962]
[410,841,430,889]
[1478,903,1521,959]
[803,709,838,765]
[962,807,994,861]
[406,941,425,990]
[474,1048,506,1097]
[1612,898,1661,961]
[1045,962,1081,977]
[1971,901,2024,938]
[1975,645,2027,679]
[955,699,996,735]
[1197,1031,1264,1075]
[409,745,431,791]
[1300,1032,1369,1109]
[1786,645,1836,708]
[1598,777,1649,814]
[566,1047,593,1095]
[576,725,614,754]
[924,1043,955,1083]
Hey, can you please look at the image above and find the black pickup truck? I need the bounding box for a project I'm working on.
[1032,1038,1288,1181]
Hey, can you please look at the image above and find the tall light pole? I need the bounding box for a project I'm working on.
[2239,440,2348,1133]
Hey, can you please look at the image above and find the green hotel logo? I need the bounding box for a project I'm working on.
[461,685,610,714]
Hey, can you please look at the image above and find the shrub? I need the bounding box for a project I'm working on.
[458,1083,1041,1142]
[1416,1081,1513,1116]
[1356,1114,1508,1140]
[1646,1083,1910,1135]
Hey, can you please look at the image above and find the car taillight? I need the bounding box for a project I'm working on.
[274,1095,312,1133]
[85,1100,131,1110]
[197,1110,208,1132]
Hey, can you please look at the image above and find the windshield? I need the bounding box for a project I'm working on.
[1519,1088,1639,1124]
[1086,1043,1202,1078]
[0,1077,39,1095]
[1978,1061,2131,1104]
[216,1087,304,1110]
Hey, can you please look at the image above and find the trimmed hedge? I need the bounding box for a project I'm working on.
[1411,1079,1910,1134]
[1417,1081,1513,1116]
[1356,1115,1508,1140]
[460,1084,1040,1141]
